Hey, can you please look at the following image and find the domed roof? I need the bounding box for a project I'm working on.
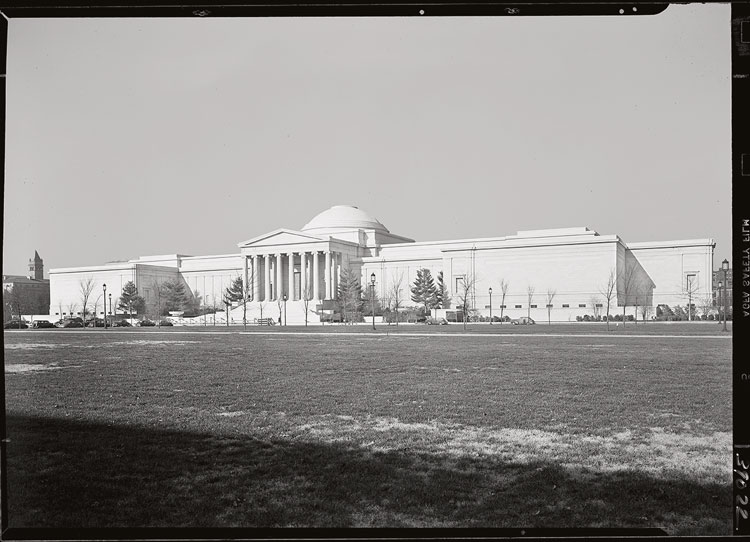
[302,205,390,233]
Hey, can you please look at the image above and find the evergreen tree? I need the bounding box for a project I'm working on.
[336,268,363,323]
[117,281,146,319]
[224,276,250,329]
[410,268,438,315]
[435,271,451,309]
[161,279,190,313]
[224,277,244,304]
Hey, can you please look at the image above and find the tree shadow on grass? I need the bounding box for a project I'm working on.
[4,414,730,534]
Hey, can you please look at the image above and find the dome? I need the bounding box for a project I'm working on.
[302,205,390,233]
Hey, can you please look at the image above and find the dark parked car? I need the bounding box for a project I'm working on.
[320,313,342,323]
[158,320,174,326]
[511,316,535,325]
[33,320,56,328]
[62,320,84,328]
[4,320,28,329]
[86,318,106,328]
[112,320,132,327]
[138,319,156,327]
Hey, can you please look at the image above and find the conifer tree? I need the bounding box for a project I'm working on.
[435,271,451,309]
[410,268,438,316]
[161,279,190,313]
[224,276,250,329]
[336,268,363,323]
[118,281,145,320]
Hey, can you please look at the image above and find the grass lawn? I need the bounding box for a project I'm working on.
[3,326,732,533]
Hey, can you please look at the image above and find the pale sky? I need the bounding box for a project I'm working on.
[2,4,731,277]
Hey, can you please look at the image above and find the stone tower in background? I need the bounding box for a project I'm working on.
[28,250,43,280]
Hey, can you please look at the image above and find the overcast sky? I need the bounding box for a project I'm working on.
[2,4,730,277]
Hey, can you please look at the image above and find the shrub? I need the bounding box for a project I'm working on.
[576,315,583,322]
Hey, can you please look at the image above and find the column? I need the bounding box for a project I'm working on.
[253,255,261,301]
[324,251,332,299]
[331,252,338,297]
[242,255,248,299]
[263,254,271,301]
[276,253,283,300]
[288,252,295,301]
[313,251,320,301]
[300,252,307,300]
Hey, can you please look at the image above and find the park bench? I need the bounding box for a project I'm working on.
[254,318,275,326]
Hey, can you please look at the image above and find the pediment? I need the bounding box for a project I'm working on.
[237,228,325,249]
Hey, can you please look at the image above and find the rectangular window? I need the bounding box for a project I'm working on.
[55,312,59,315]
[515,304,522,309]
[562,304,569,308]
[579,304,586,308]
[546,304,553,308]
[596,303,603,308]
[530,304,537,308]
[500,305,507,309]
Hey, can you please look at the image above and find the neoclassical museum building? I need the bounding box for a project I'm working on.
[48,205,716,323]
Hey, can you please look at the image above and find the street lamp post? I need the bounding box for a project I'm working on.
[489,287,493,325]
[108,293,112,326]
[283,294,288,326]
[370,273,376,331]
[722,258,729,332]
[102,283,107,329]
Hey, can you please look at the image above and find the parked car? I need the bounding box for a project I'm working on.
[511,316,536,325]
[33,320,56,329]
[137,319,156,327]
[4,320,28,329]
[158,320,174,327]
[85,318,106,328]
[112,320,132,327]
[62,320,84,328]
[426,317,449,325]
[320,313,342,323]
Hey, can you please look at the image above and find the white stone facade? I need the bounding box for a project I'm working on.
[48,205,715,323]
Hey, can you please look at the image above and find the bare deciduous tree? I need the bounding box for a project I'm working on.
[545,289,556,325]
[682,274,701,321]
[590,296,601,320]
[79,277,96,322]
[457,274,478,330]
[698,292,714,321]
[90,294,103,325]
[302,283,313,327]
[389,272,405,327]
[619,261,640,326]
[599,269,616,331]
[526,285,535,320]
[499,279,509,324]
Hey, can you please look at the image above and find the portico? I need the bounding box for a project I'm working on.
[237,229,353,303]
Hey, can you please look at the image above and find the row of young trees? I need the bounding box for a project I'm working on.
[54,277,199,323]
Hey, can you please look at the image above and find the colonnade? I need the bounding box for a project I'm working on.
[241,250,342,302]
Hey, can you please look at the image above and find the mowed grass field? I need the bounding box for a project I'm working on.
[3,325,732,533]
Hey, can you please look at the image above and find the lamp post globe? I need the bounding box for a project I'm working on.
[488,287,493,325]
[370,273,376,331]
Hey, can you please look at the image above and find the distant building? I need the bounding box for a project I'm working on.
[3,251,51,320]
[48,205,716,323]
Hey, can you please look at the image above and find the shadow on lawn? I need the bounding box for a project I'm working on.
[4,414,729,534]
